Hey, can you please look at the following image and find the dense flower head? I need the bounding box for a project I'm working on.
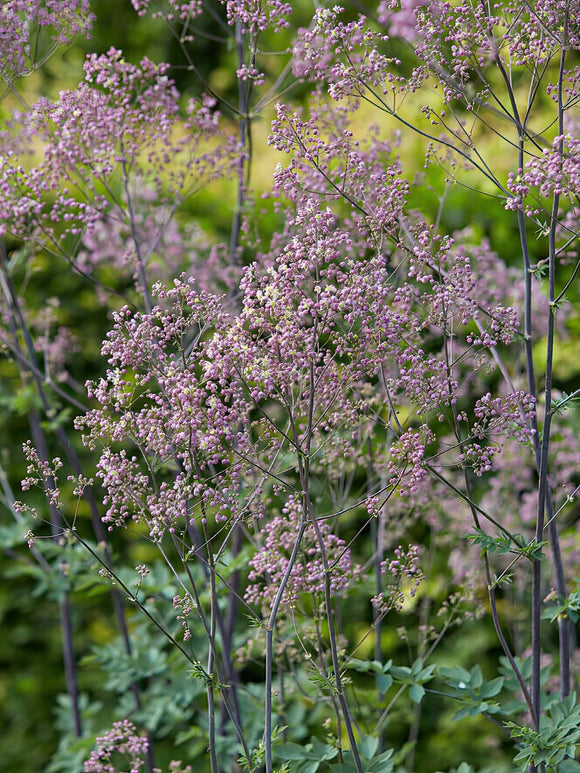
[291,0,580,163]
[78,197,407,536]
[245,495,358,610]
[78,279,257,534]
[20,441,63,508]
[75,149,539,552]
[0,0,94,82]
[371,544,424,616]
[387,427,433,496]
[292,7,399,99]
[131,0,202,22]
[84,719,148,773]
[267,102,527,416]
[0,49,237,261]
[392,0,580,82]
[221,0,292,35]
[507,134,580,214]
[270,104,408,238]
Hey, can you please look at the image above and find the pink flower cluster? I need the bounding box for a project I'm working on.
[20,441,63,508]
[378,0,428,42]
[507,135,580,211]
[293,1,580,121]
[270,104,408,237]
[131,0,202,21]
[0,0,93,81]
[221,0,292,35]
[371,544,424,617]
[173,592,196,641]
[292,8,398,100]
[84,720,148,773]
[387,427,433,496]
[0,49,237,261]
[245,496,357,611]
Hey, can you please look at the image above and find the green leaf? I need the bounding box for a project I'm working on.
[277,743,310,761]
[367,749,394,772]
[471,664,483,689]
[278,739,336,768]
[551,294,569,310]
[346,658,386,673]
[501,699,529,716]
[480,677,504,698]
[551,389,580,415]
[298,761,321,773]
[391,742,415,765]
[409,683,425,703]
[377,673,392,695]
[543,589,580,624]
[358,735,379,760]
[0,521,33,550]
[309,737,337,761]
[330,751,360,773]
[411,657,425,675]
[550,701,566,724]
[440,665,472,686]
[418,663,437,682]
[468,528,515,556]
[468,528,542,559]
[390,664,413,681]
[519,537,547,560]
[558,760,580,772]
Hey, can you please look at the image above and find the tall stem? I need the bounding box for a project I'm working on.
[540,39,570,701]
[29,411,83,737]
[264,516,307,773]
[0,242,156,770]
[229,18,252,269]
[305,492,365,773]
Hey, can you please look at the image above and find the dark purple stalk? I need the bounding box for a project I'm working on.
[536,38,570,702]
[0,243,156,771]
[264,515,307,773]
[288,351,364,773]
[229,17,251,268]
[28,411,83,737]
